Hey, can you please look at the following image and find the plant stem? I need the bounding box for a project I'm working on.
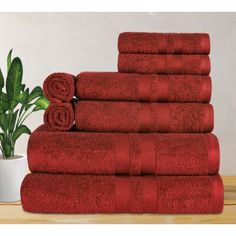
[19,110,33,126]
[16,104,25,128]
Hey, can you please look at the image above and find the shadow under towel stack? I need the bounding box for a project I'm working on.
[21,32,224,214]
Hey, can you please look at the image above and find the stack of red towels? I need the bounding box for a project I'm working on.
[21,32,224,214]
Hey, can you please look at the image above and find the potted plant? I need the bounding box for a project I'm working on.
[0,50,49,202]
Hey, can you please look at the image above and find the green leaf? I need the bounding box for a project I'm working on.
[1,92,8,102]
[12,125,31,142]
[16,93,26,104]
[6,57,23,100]
[0,113,7,131]
[0,93,9,110]
[9,109,19,133]
[25,103,33,111]
[17,88,29,104]
[21,84,26,92]
[0,93,10,112]
[9,100,18,110]
[28,86,43,103]
[33,96,50,111]
[0,105,3,113]
[7,49,13,72]
[0,133,3,142]
[32,106,43,112]
[0,68,4,89]
[0,101,9,112]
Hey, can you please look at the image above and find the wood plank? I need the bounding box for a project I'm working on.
[224,192,236,205]
[0,205,235,224]
[222,176,236,185]
[0,202,20,205]
[223,176,236,205]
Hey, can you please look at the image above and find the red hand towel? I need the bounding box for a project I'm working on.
[118,32,210,54]
[76,72,211,103]
[43,73,75,102]
[44,103,74,131]
[75,101,213,133]
[21,173,223,214]
[28,125,219,175]
[118,54,211,75]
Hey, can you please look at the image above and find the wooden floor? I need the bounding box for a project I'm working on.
[0,176,236,224]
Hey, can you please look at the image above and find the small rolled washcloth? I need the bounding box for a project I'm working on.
[44,103,74,131]
[43,73,75,102]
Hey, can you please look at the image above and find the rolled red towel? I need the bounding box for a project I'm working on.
[44,103,74,131]
[76,72,211,103]
[118,54,211,75]
[75,101,213,133]
[118,32,210,54]
[43,73,75,102]
[28,125,219,175]
[21,173,223,214]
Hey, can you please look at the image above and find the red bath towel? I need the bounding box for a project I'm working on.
[118,54,211,75]
[75,101,213,133]
[44,103,74,131]
[28,125,219,175]
[118,32,210,54]
[21,173,223,214]
[76,72,211,103]
[43,73,75,102]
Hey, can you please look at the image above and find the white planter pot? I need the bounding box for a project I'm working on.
[0,154,28,202]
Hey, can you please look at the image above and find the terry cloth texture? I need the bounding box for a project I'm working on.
[76,72,211,103]
[21,173,224,214]
[118,54,211,75]
[28,125,220,175]
[75,101,214,133]
[23,32,223,215]
[43,73,75,102]
[44,103,74,131]
[118,32,210,54]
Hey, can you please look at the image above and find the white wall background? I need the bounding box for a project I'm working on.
[0,12,235,175]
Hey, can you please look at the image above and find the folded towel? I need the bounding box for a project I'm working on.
[118,32,210,54]
[28,125,219,175]
[76,72,211,103]
[43,73,75,102]
[21,173,223,214]
[44,103,74,131]
[75,101,213,133]
[118,54,211,75]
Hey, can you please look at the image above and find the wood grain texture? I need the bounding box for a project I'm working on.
[0,176,235,224]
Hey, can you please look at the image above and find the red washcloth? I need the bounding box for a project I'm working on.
[43,73,75,102]
[28,125,219,175]
[76,72,211,103]
[118,54,211,75]
[75,101,213,133]
[118,32,210,54]
[21,173,223,214]
[44,103,74,131]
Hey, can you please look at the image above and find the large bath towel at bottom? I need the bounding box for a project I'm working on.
[21,173,224,214]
